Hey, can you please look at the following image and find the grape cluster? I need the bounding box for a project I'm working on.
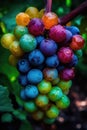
[1,7,85,124]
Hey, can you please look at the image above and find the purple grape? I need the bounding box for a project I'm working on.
[40,39,58,56]
[49,25,66,43]
[28,18,44,36]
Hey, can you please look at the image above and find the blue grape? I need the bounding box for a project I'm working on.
[67,54,78,67]
[65,26,80,35]
[20,89,27,100]
[36,35,44,46]
[18,74,29,86]
[46,55,59,67]
[28,49,45,66]
[40,39,58,56]
[17,59,30,73]
[25,85,39,99]
[27,69,43,84]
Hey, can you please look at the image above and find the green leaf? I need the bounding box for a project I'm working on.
[1,113,13,122]
[13,109,27,121]
[19,120,33,130]
[0,85,13,112]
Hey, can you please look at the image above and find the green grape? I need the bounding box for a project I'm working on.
[57,80,72,92]
[32,110,44,121]
[56,95,70,109]
[24,101,37,113]
[46,105,60,118]
[48,86,63,102]
[35,95,49,107]
[38,80,52,94]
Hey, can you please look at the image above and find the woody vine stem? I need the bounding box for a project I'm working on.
[45,0,87,25]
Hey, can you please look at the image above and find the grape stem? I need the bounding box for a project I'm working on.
[59,0,87,25]
[46,0,52,13]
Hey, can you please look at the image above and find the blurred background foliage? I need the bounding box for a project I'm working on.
[0,0,87,130]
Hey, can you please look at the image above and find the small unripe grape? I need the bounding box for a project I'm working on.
[46,105,60,118]
[44,118,55,124]
[42,12,58,29]
[25,7,39,19]
[56,95,70,109]
[39,9,45,18]
[1,33,16,49]
[24,101,37,113]
[9,41,24,57]
[32,110,44,121]
[52,78,60,85]
[70,35,85,50]
[57,80,72,92]
[14,25,28,39]
[16,12,30,26]
[48,86,63,101]
[75,49,83,58]
[19,34,37,52]
[35,95,49,107]
[43,68,58,81]
[38,80,52,94]
[9,54,18,66]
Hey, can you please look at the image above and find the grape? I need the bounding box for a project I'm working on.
[49,25,66,43]
[32,111,44,121]
[35,95,49,108]
[14,25,28,39]
[58,47,73,64]
[42,12,58,29]
[1,6,85,124]
[70,35,85,50]
[17,59,30,73]
[25,7,39,19]
[28,49,45,66]
[18,74,29,87]
[27,69,43,84]
[60,68,75,81]
[56,95,70,109]
[46,105,60,118]
[57,80,72,92]
[25,85,39,99]
[9,41,24,57]
[65,26,80,35]
[16,12,30,26]
[20,89,27,100]
[19,34,37,52]
[24,101,37,113]
[28,18,44,36]
[40,39,58,56]
[1,33,16,49]
[67,54,78,67]
[38,80,52,94]
[48,86,63,102]
[43,68,58,81]
[46,55,59,68]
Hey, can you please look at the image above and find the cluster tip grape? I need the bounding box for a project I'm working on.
[1,6,85,124]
